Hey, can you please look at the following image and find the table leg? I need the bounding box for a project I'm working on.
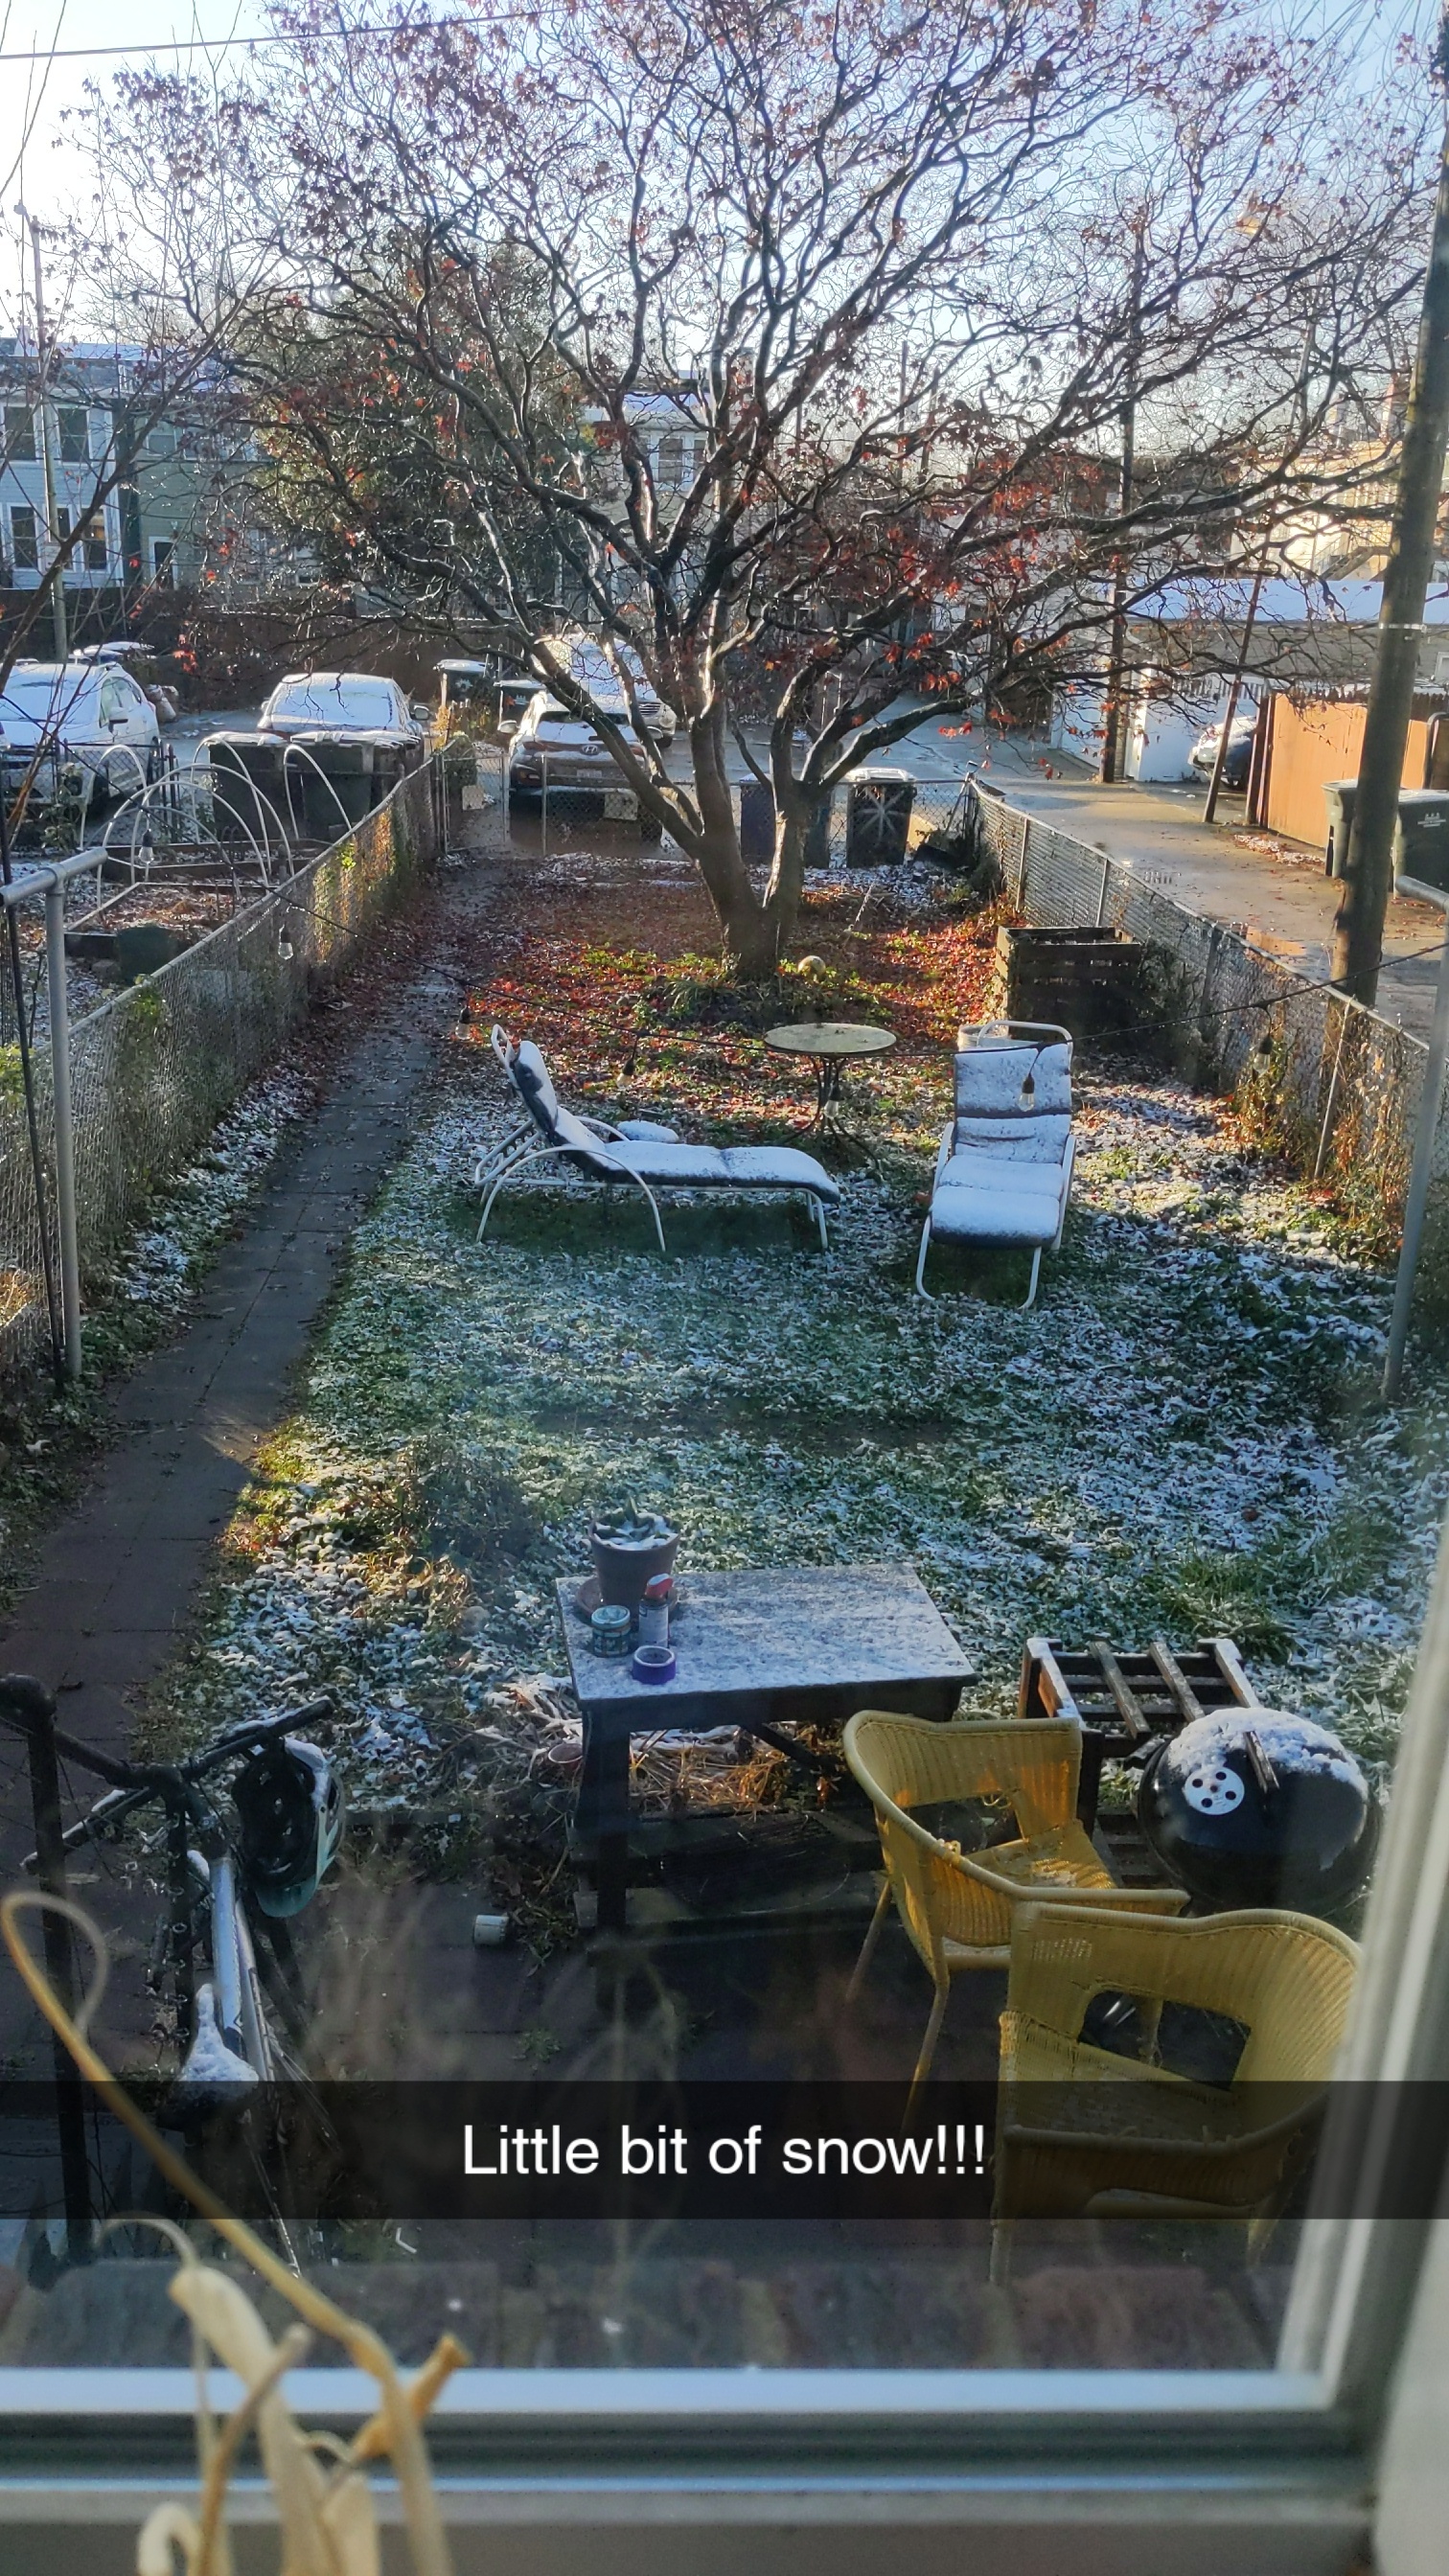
[579,1714,632,1933]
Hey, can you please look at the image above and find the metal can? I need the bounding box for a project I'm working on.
[638,1574,673,1649]
[589,1603,632,1657]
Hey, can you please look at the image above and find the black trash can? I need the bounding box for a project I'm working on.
[1394,791,1449,902]
[804,794,832,870]
[845,768,914,866]
[208,732,287,845]
[1322,779,1357,878]
[289,733,377,835]
[739,779,775,861]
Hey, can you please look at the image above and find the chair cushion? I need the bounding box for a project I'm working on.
[610,1140,840,1200]
[615,1119,681,1141]
[931,1156,1069,1248]
[954,1039,1072,1119]
[953,1113,1072,1164]
[509,1040,563,1142]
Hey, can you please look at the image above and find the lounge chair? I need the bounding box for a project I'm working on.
[915,1020,1075,1308]
[477,1026,841,1251]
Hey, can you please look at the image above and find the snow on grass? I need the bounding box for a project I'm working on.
[155,1004,1449,1878]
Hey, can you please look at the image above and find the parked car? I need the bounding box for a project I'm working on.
[0,656,160,807]
[1188,712,1257,789]
[257,672,429,751]
[75,639,182,725]
[537,630,678,742]
[508,694,651,794]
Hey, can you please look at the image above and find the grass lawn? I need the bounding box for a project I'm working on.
[146,837,1449,1959]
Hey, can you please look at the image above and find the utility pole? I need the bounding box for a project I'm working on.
[22,211,68,664]
[1331,33,1449,1004]
[1099,219,1145,786]
[1202,537,1271,825]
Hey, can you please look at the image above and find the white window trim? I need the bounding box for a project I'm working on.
[2,1532,1448,2564]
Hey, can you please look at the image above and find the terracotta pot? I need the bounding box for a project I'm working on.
[589,1528,679,1611]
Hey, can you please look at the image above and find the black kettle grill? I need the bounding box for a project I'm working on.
[1137,1709,1378,1914]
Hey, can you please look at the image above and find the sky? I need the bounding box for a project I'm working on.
[0,0,273,337]
[0,0,1438,348]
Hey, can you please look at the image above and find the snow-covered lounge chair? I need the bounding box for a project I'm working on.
[915,1021,1075,1309]
[477,1026,842,1251]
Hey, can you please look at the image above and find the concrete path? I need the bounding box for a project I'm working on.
[0,932,472,1762]
[885,711,1446,1042]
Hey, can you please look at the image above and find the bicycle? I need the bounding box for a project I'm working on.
[0,1673,344,2091]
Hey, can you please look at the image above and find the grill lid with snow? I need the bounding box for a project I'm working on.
[1138,1709,1378,1913]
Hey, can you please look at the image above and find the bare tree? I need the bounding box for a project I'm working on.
[100,0,1431,970]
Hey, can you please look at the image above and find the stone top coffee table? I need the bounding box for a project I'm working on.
[553,1563,974,1932]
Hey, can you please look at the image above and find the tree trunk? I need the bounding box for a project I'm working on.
[686,709,777,975]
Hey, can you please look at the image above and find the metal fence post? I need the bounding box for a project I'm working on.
[540,755,549,857]
[43,881,81,1382]
[14,1683,92,2260]
[1384,927,1449,1399]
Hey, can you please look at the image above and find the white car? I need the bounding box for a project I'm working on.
[507,694,651,793]
[0,656,159,806]
[536,631,677,742]
[257,672,428,754]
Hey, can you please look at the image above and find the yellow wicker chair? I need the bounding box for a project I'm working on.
[841,1711,1187,2102]
[993,1899,1361,2227]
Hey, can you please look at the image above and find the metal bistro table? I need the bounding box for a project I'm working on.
[764,1020,896,1128]
[554,1563,974,1932]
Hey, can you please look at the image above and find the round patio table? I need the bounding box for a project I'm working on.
[764,1020,896,1127]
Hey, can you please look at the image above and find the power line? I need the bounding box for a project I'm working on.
[0,12,522,62]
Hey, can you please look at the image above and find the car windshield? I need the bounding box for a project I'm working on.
[269,678,398,726]
[0,672,93,729]
[535,714,598,742]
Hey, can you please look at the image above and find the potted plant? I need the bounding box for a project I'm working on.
[589,1498,679,1610]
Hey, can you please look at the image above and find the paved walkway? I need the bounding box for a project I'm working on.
[0,929,472,1761]
[882,712,1446,1042]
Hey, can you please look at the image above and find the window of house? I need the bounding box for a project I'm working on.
[55,506,77,571]
[656,429,693,485]
[151,536,175,584]
[57,406,90,463]
[3,404,36,462]
[144,425,177,458]
[85,523,108,573]
[8,502,37,569]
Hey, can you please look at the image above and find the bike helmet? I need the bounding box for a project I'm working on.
[234,1736,345,1917]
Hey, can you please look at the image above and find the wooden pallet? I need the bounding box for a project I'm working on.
[1019,1632,1260,1829]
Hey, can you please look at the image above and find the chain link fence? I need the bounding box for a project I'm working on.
[455,731,1430,1253]
[0,757,446,1385]
[970,790,1426,1250]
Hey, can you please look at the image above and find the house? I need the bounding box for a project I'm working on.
[1048,575,1449,784]
[0,339,244,620]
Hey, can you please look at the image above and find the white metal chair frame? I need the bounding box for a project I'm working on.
[916,1020,1074,1310]
[475,1026,832,1254]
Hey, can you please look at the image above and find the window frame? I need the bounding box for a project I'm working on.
[1,1474,1447,2561]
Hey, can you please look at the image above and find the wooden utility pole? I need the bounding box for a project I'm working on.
[1331,44,1449,1003]
[1099,220,1145,786]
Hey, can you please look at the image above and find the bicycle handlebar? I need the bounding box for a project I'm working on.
[0,1674,334,1798]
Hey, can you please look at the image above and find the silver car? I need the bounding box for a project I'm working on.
[0,656,159,807]
[507,695,648,794]
[257,671,428,750]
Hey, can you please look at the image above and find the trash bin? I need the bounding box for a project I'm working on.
[845,768,915,867]
[208,732,287,845]
[739,779,775,861]
[804,794,832,870]
[1394,790,1449,902]
[1322,779,1357,878]
[289,733,378,835]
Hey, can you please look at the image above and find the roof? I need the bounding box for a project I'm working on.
[1132,576,1449,628]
